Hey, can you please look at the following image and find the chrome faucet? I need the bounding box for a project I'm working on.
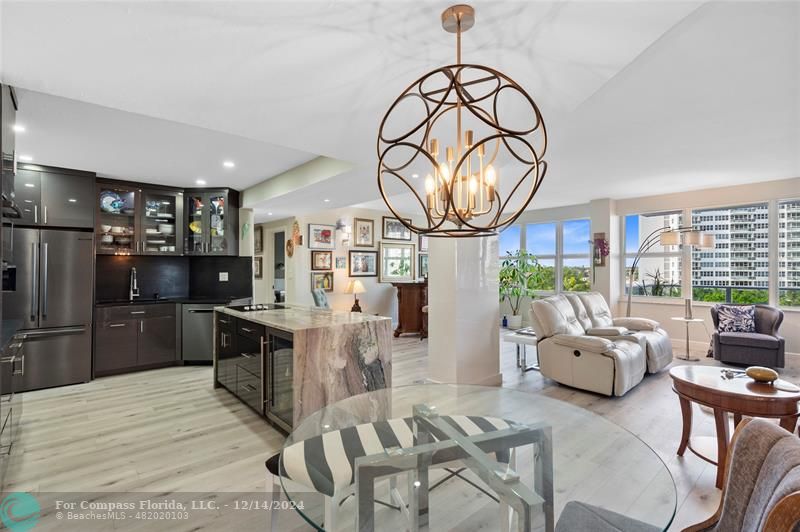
[129,267,140,301]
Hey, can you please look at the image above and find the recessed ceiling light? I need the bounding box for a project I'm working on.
[12,124,25,133]
[195,179,206,185]
[324,199,330,203]
[223,161,235,168]
[18,155,33,162]
[267,212,273,216]
[68,198,77,203]
[24,183,35,188]
[412,173,419,179]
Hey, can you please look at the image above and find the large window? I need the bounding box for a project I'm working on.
[691,204,769,304]
[524,219,591,293]
[498,225,521,259]
[624,212,682,297]
[779,199,800,307]
[525,223,556,291]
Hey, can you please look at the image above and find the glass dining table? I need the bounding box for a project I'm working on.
[277,385,676,531]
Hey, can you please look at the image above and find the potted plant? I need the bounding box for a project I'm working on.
[499,250,543,329]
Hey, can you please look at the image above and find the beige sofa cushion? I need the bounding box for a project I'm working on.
[565,294,593,331]
[612,317,660,331]
[530,295,585,338]
[551,334,615,353]
[577,292,615,328]
[587,326,630,336]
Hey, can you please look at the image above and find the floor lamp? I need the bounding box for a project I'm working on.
[626,226,715,317]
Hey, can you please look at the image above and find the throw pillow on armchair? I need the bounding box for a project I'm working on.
[716,304,756,333]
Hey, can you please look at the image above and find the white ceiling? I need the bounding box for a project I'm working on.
[1,1,798,221]
[12,89,317,189]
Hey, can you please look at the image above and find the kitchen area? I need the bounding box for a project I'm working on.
[0,83,395,499]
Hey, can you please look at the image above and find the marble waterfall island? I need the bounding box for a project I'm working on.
[213,305,392,428]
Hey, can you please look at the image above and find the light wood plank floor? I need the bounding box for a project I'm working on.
[7,337,798,530]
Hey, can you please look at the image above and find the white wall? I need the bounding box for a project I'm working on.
[253,218,292,304]
[282,207,425,319]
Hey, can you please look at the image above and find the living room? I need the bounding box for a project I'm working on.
[0,1,798,531]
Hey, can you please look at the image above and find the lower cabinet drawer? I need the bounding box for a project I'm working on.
[236,353,261,377]
[236,367,262,414]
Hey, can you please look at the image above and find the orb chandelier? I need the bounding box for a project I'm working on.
[377,4,548,237]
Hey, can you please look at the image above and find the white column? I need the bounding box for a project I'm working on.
[589,199,619,306]
[427,236,501,385]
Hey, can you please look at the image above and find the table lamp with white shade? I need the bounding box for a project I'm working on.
[345,279,366,312]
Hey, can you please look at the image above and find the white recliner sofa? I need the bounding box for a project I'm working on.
[572,292,673,374]
[529,292,672,397]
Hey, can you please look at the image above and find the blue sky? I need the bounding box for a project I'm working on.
[625,215,639,254]
[499,219,592,257]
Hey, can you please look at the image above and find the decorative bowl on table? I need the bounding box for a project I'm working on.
[746,366,779,383]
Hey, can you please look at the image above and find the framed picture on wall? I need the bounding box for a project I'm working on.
[353,217,375,247]
[311,250,333,270]
[254,256,263,279]
[379,242,415,282]
[348,250,378,277]
[382,216,412,241]
[418,233,429,252]
[254,225,263,254]
[308,223,336,250]
[418,253,428,278]
[335,256,347,269]
[311,271,334,292]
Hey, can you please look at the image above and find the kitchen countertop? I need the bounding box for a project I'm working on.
[96,297,246,308]
[215,304,391,333]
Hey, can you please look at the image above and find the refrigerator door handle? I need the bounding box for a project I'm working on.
[30,243,38,320]
[41,243,48,318]
[19,326,86,339]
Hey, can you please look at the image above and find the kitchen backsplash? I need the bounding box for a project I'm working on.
[189,256,252,299]
[95,255,251,302]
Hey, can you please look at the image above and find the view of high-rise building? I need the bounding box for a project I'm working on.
[625,203,800,306]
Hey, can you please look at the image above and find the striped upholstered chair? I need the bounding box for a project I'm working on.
[271,415,516,530]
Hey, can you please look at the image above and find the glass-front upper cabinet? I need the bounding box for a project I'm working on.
[96,181,184,256]
[96,182,138,255]
[184,189,239,256]
[141,190,183,256]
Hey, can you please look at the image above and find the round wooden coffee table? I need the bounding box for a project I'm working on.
[670,365,800,489]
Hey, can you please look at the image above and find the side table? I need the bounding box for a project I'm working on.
[504,330,539,372]
[670,317,705,361]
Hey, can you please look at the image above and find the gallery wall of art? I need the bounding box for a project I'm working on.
[255,207,426,320]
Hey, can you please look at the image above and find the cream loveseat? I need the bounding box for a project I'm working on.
[529,292,673,396]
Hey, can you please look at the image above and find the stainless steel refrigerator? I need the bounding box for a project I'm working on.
[2,227,93,391]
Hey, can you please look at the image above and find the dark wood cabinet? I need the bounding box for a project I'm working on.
[138,314,177,365]
[94,304,178,375]
[96,179,183,256]
[9,165,94,228]
[392,281,428,337]
[94,318,137,374]
[213,312,293,431]
[184,189,239,256]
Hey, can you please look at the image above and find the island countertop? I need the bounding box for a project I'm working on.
[214,304,391,333]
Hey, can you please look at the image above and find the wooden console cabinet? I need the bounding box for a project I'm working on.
[392,281,428,338]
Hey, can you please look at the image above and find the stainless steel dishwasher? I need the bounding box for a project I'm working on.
[182,304,215,362]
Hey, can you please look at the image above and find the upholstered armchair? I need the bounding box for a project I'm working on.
[683,418,800,531]
[711,304,784,368]
[311,288,330,308]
